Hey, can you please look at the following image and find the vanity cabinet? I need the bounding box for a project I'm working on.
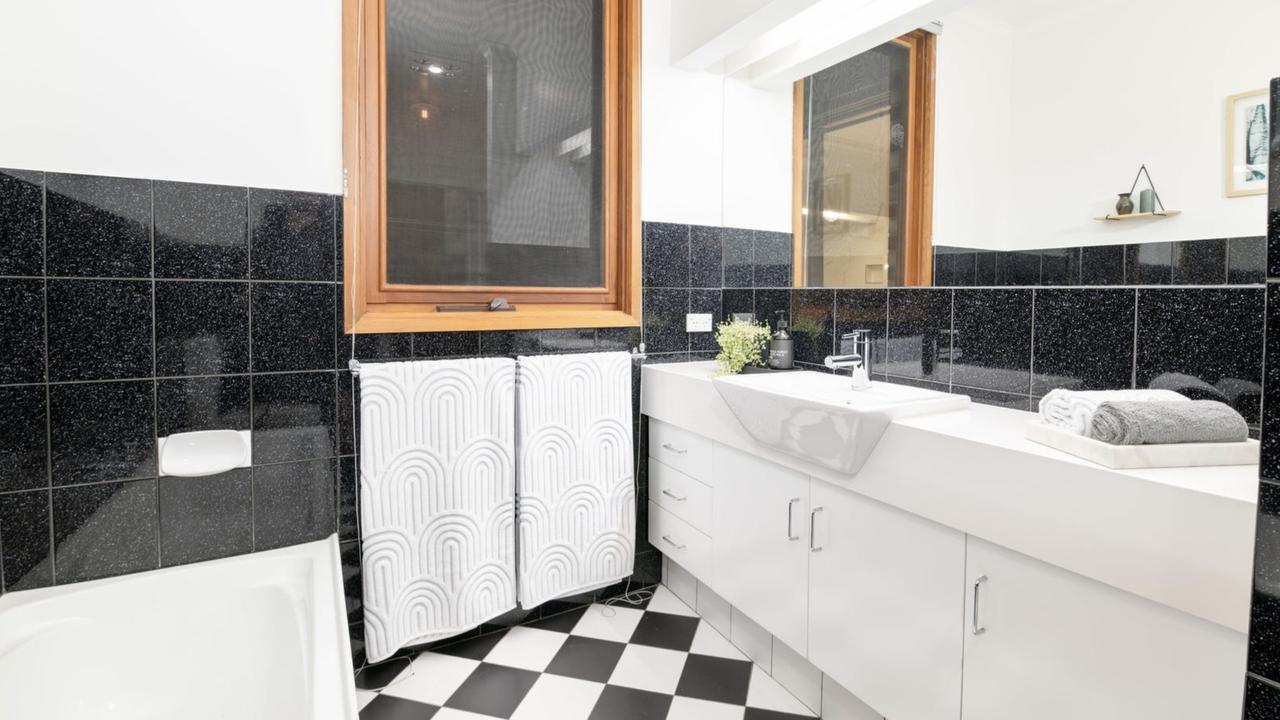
[961,537,1244,720]
[710,444,811,654]
[808,481,966,720]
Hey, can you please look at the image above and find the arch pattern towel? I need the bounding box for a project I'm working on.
[516,352,635,607]
[359,358,517,663]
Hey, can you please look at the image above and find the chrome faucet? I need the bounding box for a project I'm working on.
[825,330,873,390]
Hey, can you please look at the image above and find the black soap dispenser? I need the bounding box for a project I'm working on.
[768,311,794,370]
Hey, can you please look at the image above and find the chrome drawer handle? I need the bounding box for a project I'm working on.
[972,575,988,635]
[809,507,824,552]
[661,489,687,502]
[662,443,687,455]
[786,497,801,541]
[661,534,687,550]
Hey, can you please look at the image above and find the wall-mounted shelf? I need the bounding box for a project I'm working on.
[1092,210,1183,221]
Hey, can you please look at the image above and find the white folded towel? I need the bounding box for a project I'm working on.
[1037,388,1188,437]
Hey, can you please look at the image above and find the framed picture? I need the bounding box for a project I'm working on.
[1225,88,1269,197]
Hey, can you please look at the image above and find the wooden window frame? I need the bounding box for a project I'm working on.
[342,0,642,333]
[791,29,936,287]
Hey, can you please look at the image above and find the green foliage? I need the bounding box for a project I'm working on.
[714,319,772,375]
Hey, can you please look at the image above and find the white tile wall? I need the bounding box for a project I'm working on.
[771,639,823,714]
[729,607,772,672]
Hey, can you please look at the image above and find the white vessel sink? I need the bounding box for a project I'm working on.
[712,370,969,475]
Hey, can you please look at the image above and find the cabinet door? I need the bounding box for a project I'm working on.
[808,480,965,720]
[962,537,1246,720]
[710,444,810,654]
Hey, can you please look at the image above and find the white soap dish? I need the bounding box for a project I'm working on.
[157,430,253,477]
[1025,422,1258,469]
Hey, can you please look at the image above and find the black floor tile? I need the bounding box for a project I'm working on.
[744,709,816,720]
[628,611,699,652]
[444,663,540,718]
[588,685,673,720]
[675,654,754,705]
[527,606,588,633]
[434,629,507,661]
[359,694,438,720]
[355,656,415,691]
[545,636,628,683]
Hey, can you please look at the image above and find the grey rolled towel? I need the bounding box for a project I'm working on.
[1089,400,1249,445]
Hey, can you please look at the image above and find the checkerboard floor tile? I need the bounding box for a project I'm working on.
[357,585,817,720]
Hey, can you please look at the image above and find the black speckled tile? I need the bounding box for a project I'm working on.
[950,252,978,286]
[0,169,44,277]
[721,227,755,288]
[340,539,362,622]
[689,289,722,353]
[0,490,53,591]
[49,380,155,486]
[155,281,249,376]
[948,289,1032,394]
[0,278,45,384]
[1244,675,1280,719]
[689,225,723,288]
[0,386,49,493]
[351,333,413,362]
[156,375,250,437]
[251,282,335,372]
[994,252,1040,286]
[642,222,689,288]
[1250,481,1280,681]
[886,289,952,382]
[251,372,337,465]
[754,231,791,288]
[540,329,596,354]
[1037,248,1079,286]
[252,458,338,551]
[1125,242,1173,285]
[973,251,998,286]
[1262,284,1280,481]
[336,371,357,456]
[596,326,642,352]
[834,289,887,369]
[413,331,481,358]
[1229,236,1266,285]
[45,173,151,278]
[1031,289,1135,396]
[1271,207,1280,279]
[1172,238,1227,285]
[158,470,252,566]
[1079,244,1126,286]
[791,289,834,365]
[955,386,1032,412]
[721,289,754,321]
[1135,287,1264,425]
[46,279,152,381]
[932,250,955,286]
[249,189,335,281]
[153,181,248,279]
[479,330,541,356]
[53,478,158,583]
[338,457,357,542]
[642,288,689,354]
[754,289,790,333]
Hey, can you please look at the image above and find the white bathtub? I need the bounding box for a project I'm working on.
[0,536,356,720]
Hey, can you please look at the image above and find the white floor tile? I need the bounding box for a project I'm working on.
[355,689,377,710]
[747,665,816,717]
[570,603,645,643]
[380,652,480,705]
[771,639,822,713]
[689,621,747,660]
[433,709,503,720]
[607,644,688,694]
[667,696,747,720]
[510,674,605,720]
[647,584,698,616]
[729,608,772,671]
[483,626,569,672]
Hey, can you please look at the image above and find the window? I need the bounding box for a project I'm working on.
[794,30,936,287]
[343,0,641,333]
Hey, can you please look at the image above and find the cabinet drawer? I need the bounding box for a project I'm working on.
[650,460,713,534]
[649,501,712,578]
[649,419,714,481]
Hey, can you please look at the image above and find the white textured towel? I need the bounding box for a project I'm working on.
[359,358,517,662]
[516,352,635,607]
[1038,388,1188,436]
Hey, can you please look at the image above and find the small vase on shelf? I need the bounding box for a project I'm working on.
[1115,193,1135,216]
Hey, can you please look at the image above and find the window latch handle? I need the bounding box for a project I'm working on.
[436,297,517,313]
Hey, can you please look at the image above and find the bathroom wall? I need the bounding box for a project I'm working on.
[1244,77,1280,718]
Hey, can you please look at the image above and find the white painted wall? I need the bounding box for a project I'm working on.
[642,0,794,232]
[0,0,343,195]
[934,0,1280,251]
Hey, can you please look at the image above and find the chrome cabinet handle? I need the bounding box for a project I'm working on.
[661,534,686,550]
[661,489,687,502]
[972,575,988,635]
[786,498,801,540]
[661,443,687,455]
[809,507,824,551]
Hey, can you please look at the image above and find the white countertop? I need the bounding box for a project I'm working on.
[641,361,1258,633]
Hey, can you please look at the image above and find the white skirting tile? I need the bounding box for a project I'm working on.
[729,607,772,672]
[665,558,697,608]
[695,582,732,638]
[771,639,822,714]
[821,673,884,720]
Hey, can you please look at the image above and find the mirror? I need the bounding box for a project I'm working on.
[796,0,1271,288]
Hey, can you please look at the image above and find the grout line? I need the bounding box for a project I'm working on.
[148,179,161,568]
[40,170,57,586]
[1027,288,1036,397]
[1130,288,1140,389]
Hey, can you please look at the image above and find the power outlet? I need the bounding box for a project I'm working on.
[686,313,713,332]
